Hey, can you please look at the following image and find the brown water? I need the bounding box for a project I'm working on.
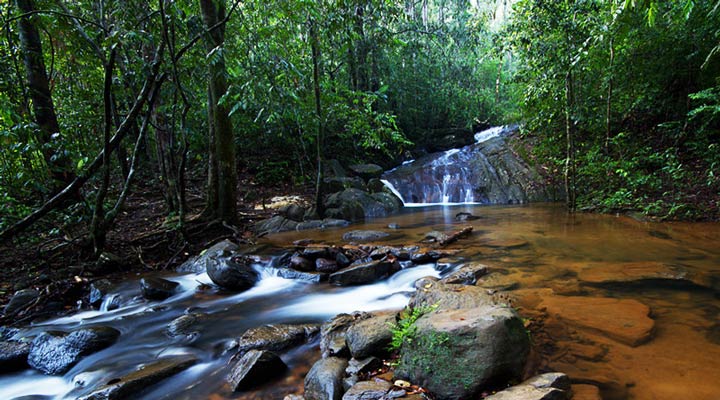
[268,203,720,400]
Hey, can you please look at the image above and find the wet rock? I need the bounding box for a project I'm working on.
[275,268,328,283]
[321,312,371,358]
[296,219,351,231]
[78,355,197,400]
[440,262,489,285]
[140,277,179,300]
[290,253,315,272]
[255,216,300,235]
[89,279,113,308]
[387,223,400,229]
[323,177,366,194]
[578,261,713,290]
[4,288,39,316]
[316,258,340,273]
[304,357,349,400]
[29,326,121,375]
[0,326,19,340]
[539,295,654,346]
[345,357,383,376]
[166,313,203,337]
[237,324,320,356]
[395,305,530,400]
[329,260,391,286]
[342,380,393,400]
[302,247,330,260]
[484,372,571,400]
[366,178,387,193]
[282,204,306,222]
[0,340,30,372]
[342,230,390,242]
[336,252,351,268]
[176,239,239,273]
[348,164,384,180]
[227,350,287,391]
[410,280,494,310]
[207,256,259,292]
[423,231,449,243]
[346,313,396,359]
[455,212,480,221]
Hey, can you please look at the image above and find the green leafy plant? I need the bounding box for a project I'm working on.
[387,303,438,352]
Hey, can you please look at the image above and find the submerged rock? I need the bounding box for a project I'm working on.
[341,230,390,242]
[29,326,121,375]
[78,355,197,400]
[538,295,654,347]
[304,357,349,400]
[578,261,714,291]
[206,256,258,291]
[140,277,179,300]
[166,313,204,338]
[227,350,287,391]
[395,305,530,400]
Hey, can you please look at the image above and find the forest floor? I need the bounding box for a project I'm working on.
[0,170,313,325]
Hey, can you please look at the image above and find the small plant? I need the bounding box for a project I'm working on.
[387,303,438,352]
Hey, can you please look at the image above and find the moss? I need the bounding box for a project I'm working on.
[398,332,478,391]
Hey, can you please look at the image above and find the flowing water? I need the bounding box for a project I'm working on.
[2,206,720,399]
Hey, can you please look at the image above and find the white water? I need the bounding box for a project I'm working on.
[474,126,504,143]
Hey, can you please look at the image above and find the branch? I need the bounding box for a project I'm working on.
[0,44,165,242]
[174,0,241,62]
[2,9,107,33]
[54,0,106,64]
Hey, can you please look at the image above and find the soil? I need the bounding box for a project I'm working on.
[0,170,313,326]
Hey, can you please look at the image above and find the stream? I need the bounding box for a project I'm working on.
[2,204,719,399]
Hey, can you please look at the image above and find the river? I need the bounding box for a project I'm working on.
[1,204,719,399]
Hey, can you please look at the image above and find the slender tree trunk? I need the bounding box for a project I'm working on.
[310,18,324,218]
[15,0,75,190]
[605,36,614,154]
[200,0,237,222]
[564,69,576,212]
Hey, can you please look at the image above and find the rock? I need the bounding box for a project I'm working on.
[336,252,351,268]
[329,260,391,286]
[176,239,239,273]
[482,239,529,249]
[29,326,121,375]
[322,177,366,194]
[410,280,494,310]
[296,219,352,231]
[345,357,383,376]
[284,395,306,400]
[140,277,179,301]
[455,212,480,221]
[89,279,113,308]
[275,268,328,283]
[539,295,654,346]
[166,313,203,337]
[346,313,396,359]
[348,164,384,180]
[395,305,530,400]
[483,373,571,400]
[325,189,401,221]
[304,357,349,400]
[290,253,315,272]
[283,204,306,222]
[387,223,400,229]
[440,263,489,285]
[366,178,387,193]
[321,312,371,358]
[578,261,712,290]
[316,258,340,273]
[227,350,287,391]
[0,340,30,372]
[342,380,393,400]
[206,256,259,291]
[4,288,39,316]
[78,355,196,399]
[324,159,348,178]
[255,216,299,235]
[302,247,331,260]
[237,324,320,356]
[342,230,390,242]
[423,231,449,243]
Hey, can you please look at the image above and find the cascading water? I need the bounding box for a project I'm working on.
[381,125,550,206]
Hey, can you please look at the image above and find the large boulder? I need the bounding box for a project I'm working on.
[304,357,349,400]
[322,177,366,194]
[410,280,494,310]
[206,256,259,291]
[227,350,287,391]
[29,326,121,375]
[440,262,489,285]
[4,288,39,316]
[395,305,530,400]
[346,313,396,359]
[320,312,371,358]
[176,239,239,273]
[348,164,384,180]
[140,277,179,300]
[328,260,391,286]
[324,189,401,221]
[78,355,196,400]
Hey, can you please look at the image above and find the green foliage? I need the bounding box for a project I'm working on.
[387,303,438,352]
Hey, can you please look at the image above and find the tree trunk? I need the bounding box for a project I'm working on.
[310,18,324,218]
[15,0,75,190]
[564,69,576,212]
[605,36,614,154]
[200,0,237,223]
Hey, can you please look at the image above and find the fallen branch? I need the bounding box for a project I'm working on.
[439,226,474,247]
